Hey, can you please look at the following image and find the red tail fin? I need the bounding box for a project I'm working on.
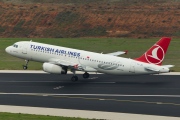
[135,37,171,65]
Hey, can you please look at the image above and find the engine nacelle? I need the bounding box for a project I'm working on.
[43,63,67,74]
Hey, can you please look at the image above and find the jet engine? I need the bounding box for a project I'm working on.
[43,63,67,74]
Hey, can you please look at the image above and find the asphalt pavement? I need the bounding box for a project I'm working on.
[0,72,180,119]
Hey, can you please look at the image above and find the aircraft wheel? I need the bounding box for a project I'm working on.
[23,65,28,70]
[71,76,78,82]
[83,72,90,79]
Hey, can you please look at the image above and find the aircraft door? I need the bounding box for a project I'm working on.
[21,42,32,60]
[22,43,28,54]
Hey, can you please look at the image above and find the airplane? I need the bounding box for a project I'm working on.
[5,37,174,82]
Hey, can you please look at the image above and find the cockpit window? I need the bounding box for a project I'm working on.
[13,44,18,48]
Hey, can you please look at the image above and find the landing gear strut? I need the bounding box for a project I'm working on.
[83,72,90,79]
[71,70,78,82]
[23,60,29,70]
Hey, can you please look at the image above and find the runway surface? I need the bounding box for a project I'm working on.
[0,73,180,117]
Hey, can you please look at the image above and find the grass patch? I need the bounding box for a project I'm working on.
[0,112,94,120]
[1,38,180,71]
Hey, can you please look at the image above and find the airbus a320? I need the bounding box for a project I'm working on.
[5,37,173,81]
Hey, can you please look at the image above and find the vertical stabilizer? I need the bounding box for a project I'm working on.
[135,37,171,65]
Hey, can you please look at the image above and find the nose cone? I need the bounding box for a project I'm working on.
[5,46,10,54]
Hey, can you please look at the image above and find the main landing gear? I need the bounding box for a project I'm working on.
[71,70,78,82]
[23,60,29,70]
[83,72,90,79]
[71,71,90,82]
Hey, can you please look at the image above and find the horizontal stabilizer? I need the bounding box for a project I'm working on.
[162,65,174,68]
[145,67,159,72]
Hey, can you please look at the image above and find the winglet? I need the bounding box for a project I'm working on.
[124,50,128,54]
[135,37,171,65]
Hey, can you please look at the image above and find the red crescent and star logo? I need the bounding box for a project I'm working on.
[145,44,165,65]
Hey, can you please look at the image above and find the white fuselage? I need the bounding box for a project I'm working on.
[5,41,170,75]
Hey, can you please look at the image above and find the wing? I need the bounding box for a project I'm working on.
[48,58,77,68]
[48,58,97,72]
[106,51,128,56]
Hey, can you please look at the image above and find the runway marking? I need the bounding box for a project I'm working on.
[0,81,65,83]
[0,81,116,84]
[1,92,180,106]
[99,99,105,100]
[88,77,99,80]
[53,86,64,89]
[52,96,180,106]
[1,93,180,98]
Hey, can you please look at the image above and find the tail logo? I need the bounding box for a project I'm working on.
[145,44,165,64]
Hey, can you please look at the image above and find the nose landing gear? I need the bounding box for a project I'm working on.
[23,60,29,70]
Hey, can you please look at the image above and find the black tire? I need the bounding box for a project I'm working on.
[83,72,90,79]
[23,66,28,70]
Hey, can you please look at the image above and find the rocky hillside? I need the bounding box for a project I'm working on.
[0,0,179,38]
